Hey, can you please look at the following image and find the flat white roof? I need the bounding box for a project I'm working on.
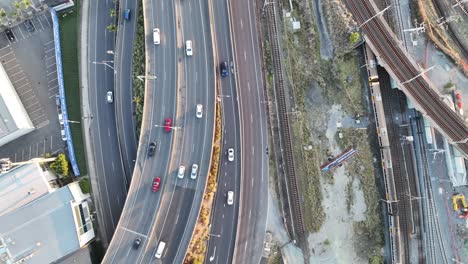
[0,63,34,146]
[0,163,50,217]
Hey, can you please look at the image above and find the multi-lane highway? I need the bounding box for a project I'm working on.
[344,0,468,155]
[102,0,178,261]
[85,0,128,246]
[205,0,241,261]
[115,0,139,183]
[138,0,215,262]
[229,0,270,262]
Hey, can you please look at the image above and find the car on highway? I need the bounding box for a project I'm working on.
[196,104,203,118]
[124,9,131,20]
[228,148,234,162]
[133,238,142,249]
[152,177,161,192]
[106,91,113,103]
[153,28,160,45]
[190,164,198,179]
[227,191,234,205]
[220,61,228,77]
[185,40,193,56]
[61,130,67,141]
[155,241,166,258]
[148,142,157,156]
[164,118,172,132]
[177,166,185,179]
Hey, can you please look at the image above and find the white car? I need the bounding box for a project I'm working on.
[106,91,113,103]
[61,130,67,141]
[153,28,160,45]
[185,40,193,56]
[58,113,64,125]
[190,164,198,179]
[196,104,203,119]
[227,191,234,205]
[177,166,185,179]
[228,148,234,162]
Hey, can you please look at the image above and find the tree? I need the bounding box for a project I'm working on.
[79,178,91,193]
[349,32,360,44]
[0,9,6,18]
[14,0,22,9]
[107,24,117,32]
[133,95,142,105]
[22,0,31,10]
[109,9,116,17]
[50,153,69,176]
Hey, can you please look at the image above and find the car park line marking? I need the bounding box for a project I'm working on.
[48,77,57,84]
[14,153,17,162]
[21,149,24,161]
[44,40,54,45]
[47,63,57,69]
[48,84,58,91]
[47,70,57,76]
[0,52,13,59]
[17,26,26,39]
[12,76,26,84]
[18,88,33,96]
[0,45,10,52]
[29,108,42,115]
[35,120,49,129]
[28,145,32,160]
[49,93,58,99]
[50,136,53,151]
[45,47,55,53]
[43,14,51,28]
[36,17,45,31]
[25,101,39,109]
[36,142,40,157]
[42,139,46,156]
[3,57,16,64]
[23,96,36,102]
[4,34,11,46]
[9,70,23,78]
[7,64,20,71]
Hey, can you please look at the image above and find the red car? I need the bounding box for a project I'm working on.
[152,177,161,192]
[164,118,172,132]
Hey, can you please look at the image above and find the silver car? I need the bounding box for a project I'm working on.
[227,191,234,205]
[106,91,113,103]
[196,104,203,119]
[228,148,234,162]
[190,164,198,179]
[177,166,185,179]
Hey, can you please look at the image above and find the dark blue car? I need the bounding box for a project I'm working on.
[220,61,228,77]
[124,9,131,20]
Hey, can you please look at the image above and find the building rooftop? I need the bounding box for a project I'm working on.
[0,186,89,264]
[0,163,50,217]
[0,63,34,147]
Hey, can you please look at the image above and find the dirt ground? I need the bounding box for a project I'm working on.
[265,0,384,263]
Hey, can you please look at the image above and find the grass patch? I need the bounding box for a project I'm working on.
[59,0,87,175]
[79,177,91,194]
[132,1,145,139]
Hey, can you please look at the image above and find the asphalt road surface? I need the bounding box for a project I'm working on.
[204,0,241,262]
[87,0,128,245]
[115,0,138,183]
[101,0,179,261]
[138,0,215,262]
[230,0,269,262]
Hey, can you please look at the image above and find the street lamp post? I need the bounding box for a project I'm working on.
[154,124,181,130]
[92,61,116,74]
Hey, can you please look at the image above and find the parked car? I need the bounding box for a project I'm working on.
[61,130,67,141]
[24,20,35,32]
[5,29,14,41]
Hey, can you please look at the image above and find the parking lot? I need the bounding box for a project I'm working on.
[0,11,66,162]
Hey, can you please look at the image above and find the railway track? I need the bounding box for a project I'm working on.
[344,0,468,156]
[264,0,305,235]
[379,68,413,263]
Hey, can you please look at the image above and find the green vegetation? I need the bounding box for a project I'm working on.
[369,255,383,264]
[79,178,91,193]
[444,82,456,91]
[132,2,145,139]
[109,9,116,17]
[51,153,69,177]
[59,0,87,175]
[349,32,360,43]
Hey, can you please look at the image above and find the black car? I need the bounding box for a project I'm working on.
[133,238,142,249]
[5,29,14,41]
[148,142,156,156]
[24,20,35,32]
[220,61,228,77]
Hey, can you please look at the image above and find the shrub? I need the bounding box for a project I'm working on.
[349,32,360,43]
[79,178,91,193]
[50,153,69,177]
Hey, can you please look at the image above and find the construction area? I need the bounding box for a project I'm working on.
[260,0,468,263]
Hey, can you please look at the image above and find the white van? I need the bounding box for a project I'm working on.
[153,28,160,45]
[155,241,166,258]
